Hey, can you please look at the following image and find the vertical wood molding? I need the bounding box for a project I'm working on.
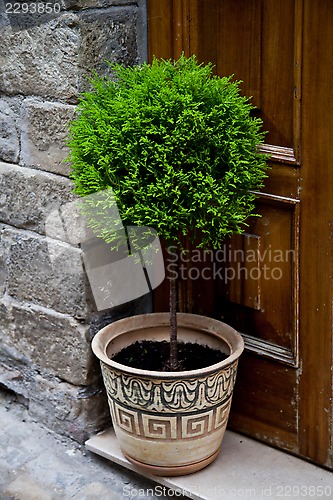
[147,0,173,61]
[216,0,262,105]
[293,0,303,163]
[172,0,191,58]
[298,0,333,468]
[292,200,300,368]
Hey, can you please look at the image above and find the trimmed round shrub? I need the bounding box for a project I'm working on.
[68,55,268,249]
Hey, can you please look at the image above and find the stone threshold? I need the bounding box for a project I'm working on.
[86,428,333,499]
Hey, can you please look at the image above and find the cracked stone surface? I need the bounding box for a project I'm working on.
[0,390,167,500]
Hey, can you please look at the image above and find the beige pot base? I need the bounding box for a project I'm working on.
[122,448,221,476]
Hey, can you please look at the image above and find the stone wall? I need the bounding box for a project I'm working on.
[0,1,149,442]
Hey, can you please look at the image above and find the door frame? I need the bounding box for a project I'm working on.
[147,0,333,468]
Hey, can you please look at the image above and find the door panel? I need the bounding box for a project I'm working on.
[222,195,300,363]
[231,354,298,450]
[148,0,333,468]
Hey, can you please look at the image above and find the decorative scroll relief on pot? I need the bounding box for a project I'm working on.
[100,361,238,413]
[108,398,231,440]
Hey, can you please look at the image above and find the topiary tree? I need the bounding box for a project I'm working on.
[67,54,269,370]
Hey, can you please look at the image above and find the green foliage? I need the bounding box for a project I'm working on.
[68,55,269,249]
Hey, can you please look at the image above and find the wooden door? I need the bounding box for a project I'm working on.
[148,0,333,469]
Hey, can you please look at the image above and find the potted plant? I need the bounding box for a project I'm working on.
[67,55,268,475]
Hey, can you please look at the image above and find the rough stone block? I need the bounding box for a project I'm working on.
[21,98,75,175]
[77,6,141,78]
[29,374,110,442]
[0,12,80,101]
[1,4,147,101]
[0,296,99,386]
[62,0,140,8]
[0,97,22,163]
[0,360,110,443]
[0,162,75,235]
[1,225,94,317]
[0,241,5,297]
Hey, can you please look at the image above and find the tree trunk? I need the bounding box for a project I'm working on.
[169,266,178,370]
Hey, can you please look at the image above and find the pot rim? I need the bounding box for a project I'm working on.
[91,312,244,379]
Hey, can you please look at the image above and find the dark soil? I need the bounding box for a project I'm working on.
[111,340,228,372]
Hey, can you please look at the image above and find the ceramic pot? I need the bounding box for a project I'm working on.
[91,312,244,476]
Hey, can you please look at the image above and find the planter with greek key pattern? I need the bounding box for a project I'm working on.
[92,312,244,476]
